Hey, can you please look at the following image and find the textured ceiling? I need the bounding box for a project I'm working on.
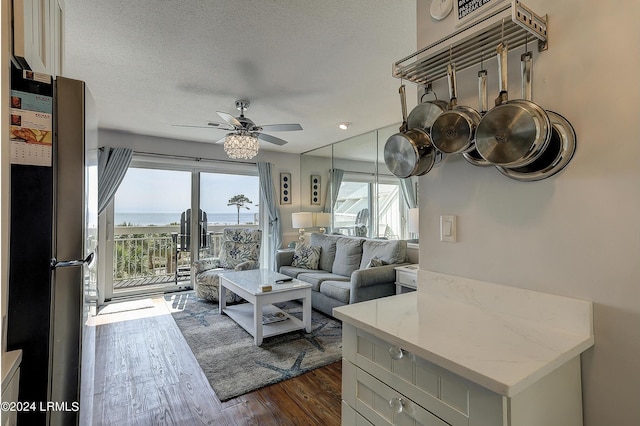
[63,0,417,154]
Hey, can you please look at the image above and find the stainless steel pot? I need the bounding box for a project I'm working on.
[475,43,552,167]
[431,63,481,154]
[384,85,437,178]
[496,111,576,181]
[406,89,448,132]
[496,54,576,181]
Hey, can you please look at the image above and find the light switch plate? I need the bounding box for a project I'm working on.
[440,215,457,242]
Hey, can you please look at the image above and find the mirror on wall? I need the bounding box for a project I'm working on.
[300,123,418,240]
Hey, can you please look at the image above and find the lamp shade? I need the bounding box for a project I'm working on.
[314,212,331,227]
[408,208,420,235]
[292,212,313,229]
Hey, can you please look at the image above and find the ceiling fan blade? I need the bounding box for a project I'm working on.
[214,136,227,144]
[217,111,241,126]
[258,133,288,146]
[259,123,303,132]
[172,124,214,129]
[206,121,236,130]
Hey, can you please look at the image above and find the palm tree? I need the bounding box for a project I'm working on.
[228,194,253,224]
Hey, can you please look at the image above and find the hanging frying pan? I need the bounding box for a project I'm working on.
[463,68,493,166]
[384,85,437,178]
[430,63,481,154]
[496,53,576,181]
[475,43,552,168]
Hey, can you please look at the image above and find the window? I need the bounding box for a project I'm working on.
[334,177,401,239]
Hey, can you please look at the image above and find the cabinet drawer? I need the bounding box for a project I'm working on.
[396,271,417,288]
[344,359,450,426]
[343,324,474,426]
[343,400,374,426]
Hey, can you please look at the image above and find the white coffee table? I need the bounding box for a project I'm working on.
[218,269,312,345]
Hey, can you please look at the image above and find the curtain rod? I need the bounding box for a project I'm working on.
[341,170,397,178]
[133,150,258,166]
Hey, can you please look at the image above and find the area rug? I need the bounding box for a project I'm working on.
[164,291,342,401]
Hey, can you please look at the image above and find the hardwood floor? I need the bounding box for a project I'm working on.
[91,296,342,425]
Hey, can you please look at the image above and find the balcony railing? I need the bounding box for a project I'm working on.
[113,224,258,291]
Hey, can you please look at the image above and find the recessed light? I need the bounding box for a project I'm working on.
[338,122,351,130]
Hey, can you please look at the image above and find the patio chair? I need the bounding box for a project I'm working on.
[192,228,262,303]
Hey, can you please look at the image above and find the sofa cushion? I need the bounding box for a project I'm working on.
[224,227,261,243]
[291,244,321,270]
[279,266,315,278]
[310,233,338,272]
[297,272,349,291]
[319,280,351,304]
[220,240,260,269]
[360,239,407,270]
[332,238,364,277]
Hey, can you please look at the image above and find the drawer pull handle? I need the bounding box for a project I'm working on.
[389,397,405,413]
[388,346,405,360]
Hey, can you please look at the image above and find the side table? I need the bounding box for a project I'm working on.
[395,264,418,294]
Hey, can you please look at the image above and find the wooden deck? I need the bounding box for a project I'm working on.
[114,274,190,290]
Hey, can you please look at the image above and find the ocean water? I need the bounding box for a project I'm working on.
[115,212,258,226]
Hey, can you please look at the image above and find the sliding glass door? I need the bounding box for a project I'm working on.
[111,167,192,297]
[101,156,260,301]
[199,172,260,259]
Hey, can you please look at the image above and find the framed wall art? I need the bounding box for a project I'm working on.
[455,0,507,27]
[310,175,321,205]
[280,173,291,204]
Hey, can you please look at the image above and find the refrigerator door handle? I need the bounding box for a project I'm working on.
[51,252,94,269]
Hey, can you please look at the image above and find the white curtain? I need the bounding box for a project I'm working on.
[399,177,417,209]
[257,162,282,270]
[98,147,133,214]
[324,168,344,213]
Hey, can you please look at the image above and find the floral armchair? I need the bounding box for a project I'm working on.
[192,228,262,302]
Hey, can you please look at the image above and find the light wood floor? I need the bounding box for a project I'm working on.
[90,296,342,425]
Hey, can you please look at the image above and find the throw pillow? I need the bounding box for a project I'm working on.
[366,257,387,268]
[332,237,364,277]
[310,233,337,272]
[359,239,407,269]
[291,244,321,270]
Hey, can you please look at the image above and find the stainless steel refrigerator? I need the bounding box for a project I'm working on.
[8,66,98,425]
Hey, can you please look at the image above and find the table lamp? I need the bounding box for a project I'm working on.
[292,212,313,243]
[408,208,420,241]
[314,212,331,234]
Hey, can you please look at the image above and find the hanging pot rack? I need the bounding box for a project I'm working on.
[393,0,548,86]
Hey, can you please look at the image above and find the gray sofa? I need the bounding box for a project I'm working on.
[276,233,407,317]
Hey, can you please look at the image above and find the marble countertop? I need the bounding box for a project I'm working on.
[333,270,594,397]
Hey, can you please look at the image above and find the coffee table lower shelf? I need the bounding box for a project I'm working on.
[223,303,307,342]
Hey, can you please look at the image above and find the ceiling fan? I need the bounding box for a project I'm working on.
[174,99,303,146]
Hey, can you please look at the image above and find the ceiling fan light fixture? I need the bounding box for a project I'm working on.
[338,122,351,130]
[224,133,259,159]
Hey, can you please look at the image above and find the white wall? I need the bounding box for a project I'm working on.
[99,129,303,246]
[416,0,640,424]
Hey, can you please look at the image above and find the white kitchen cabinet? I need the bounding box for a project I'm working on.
[342,323,585,426]
[334,270,594,426]
[12,0,64,76]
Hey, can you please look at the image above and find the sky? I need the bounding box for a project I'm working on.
[114,168,259,213]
